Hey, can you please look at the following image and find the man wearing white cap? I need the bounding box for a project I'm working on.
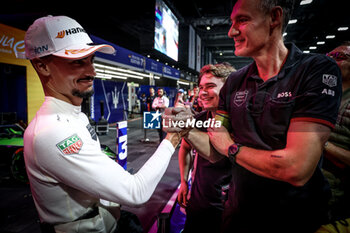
[23,15,182,233]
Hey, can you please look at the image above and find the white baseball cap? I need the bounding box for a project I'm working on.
[25,15,115,59]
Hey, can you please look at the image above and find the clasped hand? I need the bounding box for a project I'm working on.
[162,106,193,137]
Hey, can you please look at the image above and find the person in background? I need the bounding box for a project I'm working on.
[152,88,169,142]
[23,15,183,233]
[317,41,350,232]
[174,89,185,107]
[140,93,147,114]
[178,63,235,233]
[190,85,202,113]
[139,92,150,142]
[147,87,156,112]
[164,0,342,232]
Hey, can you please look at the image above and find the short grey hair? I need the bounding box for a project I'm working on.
[259,0,295,33]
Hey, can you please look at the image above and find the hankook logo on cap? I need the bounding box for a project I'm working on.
[56,27,86,39]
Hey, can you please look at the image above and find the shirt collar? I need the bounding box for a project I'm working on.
[45,96,81,117]
[246,42,302,82]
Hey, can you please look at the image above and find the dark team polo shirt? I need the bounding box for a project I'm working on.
[218,43,342,233]
[188,111,232,212]
[184,111,232,233]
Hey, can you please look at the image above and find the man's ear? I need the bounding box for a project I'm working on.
[270,6,283,31]
[31,58,51,76]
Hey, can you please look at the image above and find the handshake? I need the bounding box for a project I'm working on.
[162,106,224,149]
[162,106,194,148]
[162,106,194,137]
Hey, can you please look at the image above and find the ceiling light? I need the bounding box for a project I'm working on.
[309,46,317,50]
[95,73,126,80]
[326,35,336,39]
[316,41,325,45]
[220,52,223,56]
[206,26,211,30]
[300,0,312,5]
[337,27,349,31]
[95,63,149,77]
[288,19,297,24]
[303,50,310,53]
[178,80,190,85]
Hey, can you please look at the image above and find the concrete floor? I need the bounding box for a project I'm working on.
[0,117,181,233]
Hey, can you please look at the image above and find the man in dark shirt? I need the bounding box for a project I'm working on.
[174,0,342,232]
[147,87,156,112]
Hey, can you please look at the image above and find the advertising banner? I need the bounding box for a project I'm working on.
[92,79,128,123]
[91,35,145,71]
[145,58,163,76]
[188,25,196,69]
[0,23,25,59]
[163,65,180,79]
[116,121,127,170]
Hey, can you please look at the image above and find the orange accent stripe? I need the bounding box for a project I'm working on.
[55,45,113,59]
[291,117,335,128]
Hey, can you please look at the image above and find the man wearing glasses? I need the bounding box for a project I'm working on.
[320,41,350,232]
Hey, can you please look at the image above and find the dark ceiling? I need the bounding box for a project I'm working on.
[1,0,349,73]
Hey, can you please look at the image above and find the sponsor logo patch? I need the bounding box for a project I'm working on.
[86,124,97,141]
[56,134,83,155]
[321,88,335,96]
[322,74,337,87]
[277,91,292,98]
[233,90,249,107]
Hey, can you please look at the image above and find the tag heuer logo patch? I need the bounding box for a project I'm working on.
[322,74,337,87]
[56,134,83,155]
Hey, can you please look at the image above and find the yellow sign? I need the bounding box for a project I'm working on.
[0,23,44,124]
[0,23,26,59]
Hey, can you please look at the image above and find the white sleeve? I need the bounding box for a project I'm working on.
[164,97,169,107]
[152,97,158,109]
[33,129,175,206]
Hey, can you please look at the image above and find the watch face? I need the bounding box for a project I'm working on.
[229,144,238,155]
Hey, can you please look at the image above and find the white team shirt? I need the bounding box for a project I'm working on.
[152,95,169,111]
[24,97,175,224]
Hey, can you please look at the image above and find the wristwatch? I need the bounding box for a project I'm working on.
[228,143,242,164]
